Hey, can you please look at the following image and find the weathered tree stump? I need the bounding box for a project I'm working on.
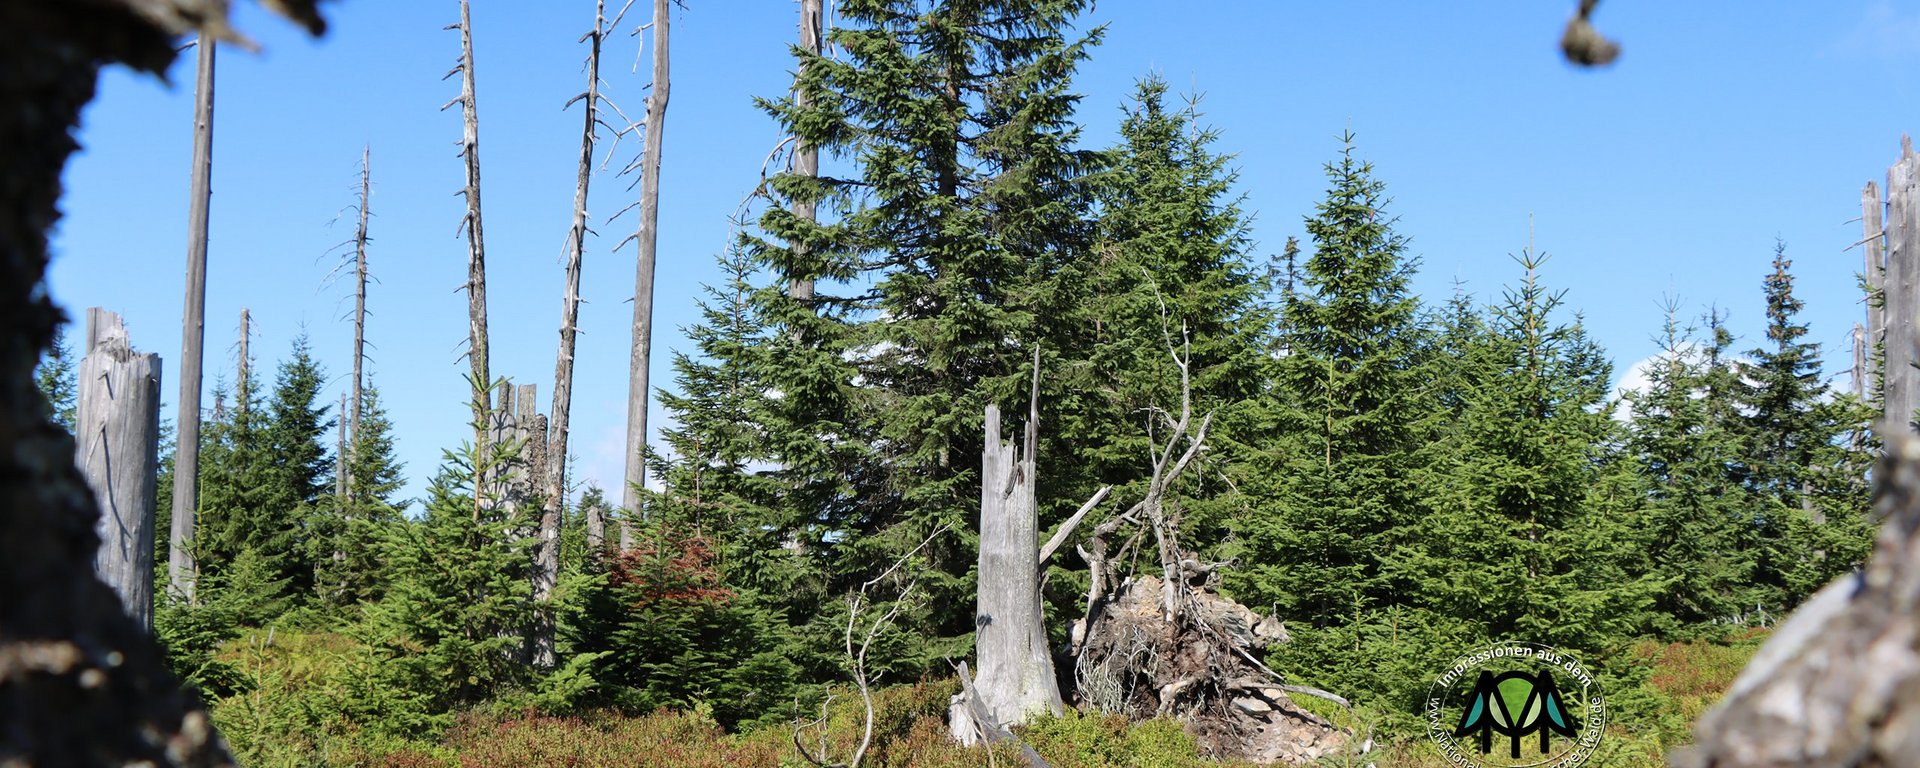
[74,309,161,630]
[951,401,1063,745]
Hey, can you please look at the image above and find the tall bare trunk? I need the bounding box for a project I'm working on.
[451,0,492,512]
[786,0,823,301]
[337,391,348,497]
[533,0,607,668]
[622,0,671,522]
[169,37,215,605]
[351,145,370,469]
[585,495,607,552]
[1856,323,1869,399]
[237,307,250,412]
[1868,181,1888,403]
[77,309,162,630]
[1887,138,1919,435]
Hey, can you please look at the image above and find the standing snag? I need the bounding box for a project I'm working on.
[447,0,494,505]
[622,0,672,523]
[75,308,163,630]
[950,394,1064,743]
[170,33,216,605]
[535,0,610,666]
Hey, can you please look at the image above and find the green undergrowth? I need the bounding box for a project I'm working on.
[195,625,1767,767]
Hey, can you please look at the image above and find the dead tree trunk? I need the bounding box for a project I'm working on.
[0,2,322,763]
[169,35,215,605]
[622,0,671,521]
[448,0,492,509]
[585,493,607,552]
[76,309,162,630]
[1867,180,1887,401]
[1856,323,1869,399]
[351,144,370,471]
[1886,138,1919,433]
[956,396,1064,740]
[336,391,349,497]
[533,0,607,664]
[237,307,251,412]
[786,0,823,302]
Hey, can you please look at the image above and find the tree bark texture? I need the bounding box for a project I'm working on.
[350,144,369,469]
[0,1,325,763]
[537,0,605,662]
[75,308,162,631]
[585,495,607,553]
[1885,140,1919,433]
[169,35,214,605]
[1867,181,1887,401]
[623,0,671,519]
[453,0,493,500]
[785,0,822,302]
[957,401,1063,742]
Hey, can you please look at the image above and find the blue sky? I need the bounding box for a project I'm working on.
[49,1,1920,511]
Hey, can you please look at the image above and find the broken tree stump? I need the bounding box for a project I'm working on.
[952,400,1064,746]
[74,308,162,630]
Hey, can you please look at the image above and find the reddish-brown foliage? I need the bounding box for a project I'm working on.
[607,527,734,609]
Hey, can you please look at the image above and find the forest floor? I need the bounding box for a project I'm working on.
[201,626,1768,767]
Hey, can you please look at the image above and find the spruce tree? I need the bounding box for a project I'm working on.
[199,335,333,620]
[1399,251,1628,648]
[368,454,531,714]
[750,0,1105,668]
[654,245,801,595]
[1076,75,1268,549]
[34,332,75,429]
[1625,305,1751,634]
[316,384,406,608]
[1233,134,1434,625]
[1737,242,1876,608]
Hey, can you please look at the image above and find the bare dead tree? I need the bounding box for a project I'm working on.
[445,0,493,513]
[585,489,608,551]
[795,524,950,768]
[1865,180,1887,401]
[336,391,348,498]
[620,0,671,521]
[237,307,251,415]
[169,33,215,605]
[786,0,823,301]
[533,0,611,669]
[1888,139,1920,434]
[77,308,162,630]
[952,348,1110,747]
[350,144,370,471]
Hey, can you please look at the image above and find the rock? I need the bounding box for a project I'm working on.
[1233,696,1272,715]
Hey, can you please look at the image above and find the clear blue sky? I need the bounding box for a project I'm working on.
[49,1,1920,511]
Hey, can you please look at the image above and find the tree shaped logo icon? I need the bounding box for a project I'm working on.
[1425,642,1605,768]
[1452,669,1582,759]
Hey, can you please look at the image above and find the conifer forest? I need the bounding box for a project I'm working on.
[10,2,1920,767]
